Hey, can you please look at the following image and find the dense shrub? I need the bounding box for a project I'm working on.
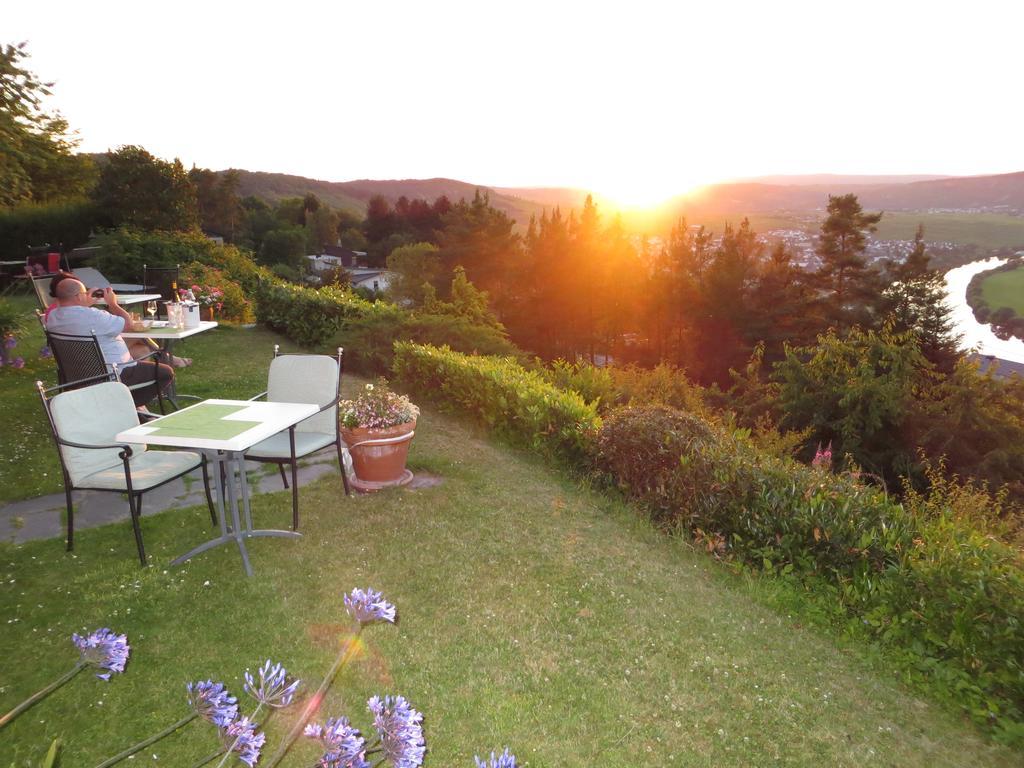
[0,199,100,255]
[595,404,1024,738]
[180,262,254,323]
[341,311,520,375]
[89,228,224,282]
[392,342,600,464]
[254,282,373,348]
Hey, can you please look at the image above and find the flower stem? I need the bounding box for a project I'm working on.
[213,702,264,768]
[93,712,198,768]
[264,628,363,768]
[189,748,226,768]
[0,662,86,730]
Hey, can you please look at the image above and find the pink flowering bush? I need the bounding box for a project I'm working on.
[181,284,225,309]
[339,379,419,430]
[180,262,254,323]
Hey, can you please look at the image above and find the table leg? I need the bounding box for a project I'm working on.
[224,452,253,577]
[161,339,179,409]
[240,457,254,531]
[169,450,301,576]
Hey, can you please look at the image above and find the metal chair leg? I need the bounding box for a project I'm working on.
[128,493,146,566]
[336,440,351,496]
[278,464,289,489]
[289,429,299,531]
[64,485,74,551]
[201,458,217,527]
[290,460,299,531]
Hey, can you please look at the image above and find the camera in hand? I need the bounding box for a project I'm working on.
[90,288,105,298]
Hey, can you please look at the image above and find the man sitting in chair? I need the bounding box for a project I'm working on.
[45,279,174,407]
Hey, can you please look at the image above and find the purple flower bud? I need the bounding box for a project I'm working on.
[71,628,130,680]
[344,588,396,625]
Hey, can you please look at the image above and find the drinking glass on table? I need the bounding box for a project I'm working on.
[145,301,157,321]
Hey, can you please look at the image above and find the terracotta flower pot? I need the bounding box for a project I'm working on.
[200,306,215,322]
[340,420,416,485]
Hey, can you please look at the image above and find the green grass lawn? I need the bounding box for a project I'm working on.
[980,265,1024,313]
[0,295,1020,766]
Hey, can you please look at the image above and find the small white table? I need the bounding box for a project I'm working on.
[116,399,318,576]
[119,320,219,341]
[120,322,218,408]
[96,293,163,307]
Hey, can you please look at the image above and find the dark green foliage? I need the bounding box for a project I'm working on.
[189,167,243,240]
[0,42,95,206]
[87,228,244,282]
[0,199,100,254]
[341,310,518,375]
[258,226,306,271]
[966,258,1024,341]
[774,326,925,483]
[813,193,884,330]
[93,146,198,231]
[392,342,600,465]
[882,224,962,371]
[593,404,1024,735]
[254,282,373,348]
[773,326,1024,499]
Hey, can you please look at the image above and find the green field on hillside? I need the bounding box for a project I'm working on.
[871,212,1024,249]
[981,265,1024,312]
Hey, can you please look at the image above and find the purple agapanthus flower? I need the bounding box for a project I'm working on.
[305,717,369,768]
[344,588,396,626]
[475,748,518,768]
[12,356,24,369]
[244,659,301,708]
[71,628,130,680]
[40,345,52,359]
[221,716,265,767]
[3,334,16,349]
[186,680,238,726]
[367,695,425,768]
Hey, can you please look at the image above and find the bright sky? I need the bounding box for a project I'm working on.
[7,0,1024,206]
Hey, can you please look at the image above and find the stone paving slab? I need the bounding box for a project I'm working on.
[0,454,344,545]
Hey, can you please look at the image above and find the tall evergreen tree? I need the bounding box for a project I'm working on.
[883,224,962,371]
[813,193,883,330]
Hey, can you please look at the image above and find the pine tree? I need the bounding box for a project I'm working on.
[883,224,962,371]
[813,193,883,330]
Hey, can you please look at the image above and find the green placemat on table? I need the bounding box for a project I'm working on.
[148,403,259,440]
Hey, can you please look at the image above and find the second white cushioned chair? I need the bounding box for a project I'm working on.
[244,346,351,530]
[37,378,216,566]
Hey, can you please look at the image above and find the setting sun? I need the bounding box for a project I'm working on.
[594,174,703,210]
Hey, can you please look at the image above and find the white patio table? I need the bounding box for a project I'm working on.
[116,398,318,576]
[96,292,163,307]
[120,321,218,407]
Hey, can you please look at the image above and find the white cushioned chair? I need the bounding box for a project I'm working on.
[244,346,350,530]
[37,377,216,566]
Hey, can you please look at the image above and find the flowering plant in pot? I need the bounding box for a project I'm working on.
[339,379,420,489]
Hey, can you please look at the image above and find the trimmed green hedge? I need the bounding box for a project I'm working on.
[341,311,520,375]
[254,282,376,348]
[0,199,100,255]
[596,405,1024,740]
[392,342,600,464]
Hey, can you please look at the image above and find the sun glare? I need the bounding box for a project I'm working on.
[595,174,704,211]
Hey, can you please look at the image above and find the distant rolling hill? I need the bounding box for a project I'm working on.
[222,167,1024,233]
[227,170,563,225]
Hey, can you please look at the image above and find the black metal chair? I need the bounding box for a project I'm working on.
[244,345,350,530]
[44,329,166,412]
[142,264,180,319]
[37,377,217,566]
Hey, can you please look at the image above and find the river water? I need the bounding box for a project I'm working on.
[943,258,1024,364]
